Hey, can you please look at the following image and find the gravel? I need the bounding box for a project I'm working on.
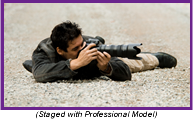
[4,3,190,107]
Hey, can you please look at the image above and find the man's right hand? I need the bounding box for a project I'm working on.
[70,43,98,70]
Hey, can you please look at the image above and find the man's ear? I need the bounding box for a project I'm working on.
[56,47,64,56]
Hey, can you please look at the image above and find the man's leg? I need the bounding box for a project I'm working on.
[119,52,177,73]
[119,54,159,73]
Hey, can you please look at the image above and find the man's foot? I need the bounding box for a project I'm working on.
[151,52,177,68]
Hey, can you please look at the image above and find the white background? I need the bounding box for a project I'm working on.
[0,110,193,119]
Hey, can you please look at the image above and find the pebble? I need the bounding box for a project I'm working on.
[179,79,186,81]
[155,79,159,82]
[138,83,144,86]
[169,78,176,81]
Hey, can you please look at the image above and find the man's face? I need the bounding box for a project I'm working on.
[59,35,86,59]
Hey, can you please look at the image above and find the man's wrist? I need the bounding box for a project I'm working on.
[100,63,111,73]
[103,63,110,72]
[70,59,81,70]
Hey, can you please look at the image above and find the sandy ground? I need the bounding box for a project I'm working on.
[3,3,190,107]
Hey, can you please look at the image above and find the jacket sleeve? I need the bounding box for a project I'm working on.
[32,47,78,83]
[106,57,132,81]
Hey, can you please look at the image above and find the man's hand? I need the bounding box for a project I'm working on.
[70,43,98,70]
[97,51,111,73]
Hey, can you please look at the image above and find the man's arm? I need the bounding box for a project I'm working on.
[96,51,131,81]
[32,49,78,83]
[105,57,132,81]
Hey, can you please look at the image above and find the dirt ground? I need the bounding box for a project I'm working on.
[3,3,191,107]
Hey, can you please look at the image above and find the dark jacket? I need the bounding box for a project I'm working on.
[32,35,131,82]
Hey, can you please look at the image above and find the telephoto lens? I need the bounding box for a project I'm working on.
[97,43,142,59]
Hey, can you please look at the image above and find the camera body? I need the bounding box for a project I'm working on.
[78,36,142,59]
[85,38,104,47]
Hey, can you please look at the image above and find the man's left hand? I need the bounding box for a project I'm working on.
[97,51,111,73]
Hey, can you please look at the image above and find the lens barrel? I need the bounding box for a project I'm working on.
[96,43,142,59]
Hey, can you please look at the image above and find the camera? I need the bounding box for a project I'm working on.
[77,36,142,59]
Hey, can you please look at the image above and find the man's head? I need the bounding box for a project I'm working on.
[51,21,85,59]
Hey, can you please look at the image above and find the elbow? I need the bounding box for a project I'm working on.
[34,77,46,83]
[32,66,54,83]
[34,75,57,83]
[112,69,132,81]
[33,71,58,83]
[126,69,132,81]
[32,69,50,83]
[121,65,132,81]
[111,73,131,81]
[121,73,132,81]
[33,74,48,83]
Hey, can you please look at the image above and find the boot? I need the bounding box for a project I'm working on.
[141,52,177,68]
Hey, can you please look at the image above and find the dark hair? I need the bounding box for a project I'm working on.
[50,21,82,52]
